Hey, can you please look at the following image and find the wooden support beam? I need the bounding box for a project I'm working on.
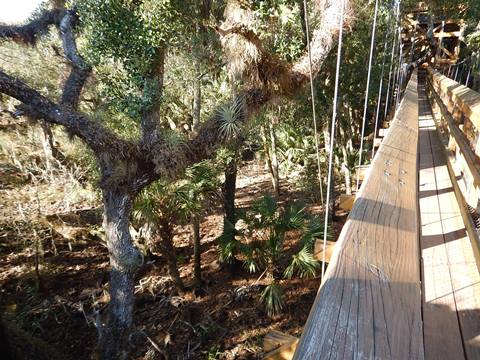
[264,339,299,360]
[355,165,369,181]
[379,128,389,137]
[264,331,298,353]
[440,46,456,60]
[314,240,336,263]
[339,193,356,211]
[433,31,462,38]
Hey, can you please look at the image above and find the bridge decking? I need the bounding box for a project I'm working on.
[419,75,480,359]
[293,71,480,359]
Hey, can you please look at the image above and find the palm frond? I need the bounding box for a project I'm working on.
[261,282,284,316]
[283,202,306,230]
[284,248,318,279]
[241,239,266,273]
[163,129,187,153]
[217,219,240,263]
[251,194,277,224]
[301,217,330,249]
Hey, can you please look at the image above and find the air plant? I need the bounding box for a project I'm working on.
[217,96,245,139]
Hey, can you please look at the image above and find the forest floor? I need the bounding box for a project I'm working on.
[0,118,346,359]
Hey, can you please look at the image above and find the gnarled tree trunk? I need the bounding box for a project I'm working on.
[158,217,185,292]
[99,189,140,360]
[268,117,280,196]
[192,214,202,287]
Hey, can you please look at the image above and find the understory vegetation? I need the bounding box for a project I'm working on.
[0,0,479,359]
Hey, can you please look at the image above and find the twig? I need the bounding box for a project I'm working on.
[140,330,162,353]
[252,267,268,286]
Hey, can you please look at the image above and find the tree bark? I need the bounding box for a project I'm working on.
[98,189,141,360]
[0,315,12,360]
[192,215,202,287]
[158,217,185,292]
[297,0,308,47]
[223,151,237,229]
[192,61,202,133]
[339,124,352,195]
[261,124,274,186]
[222,150,238,273]
[268,116,280,197]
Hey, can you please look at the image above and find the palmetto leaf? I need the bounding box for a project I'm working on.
[241,239,266,273]
[284,248,318,279]
[251,194,277,224]
[283,202,306,230]
[163,129,187,153]
[302,216,332,251]
[133,189,159,225]
[261,282,284,316]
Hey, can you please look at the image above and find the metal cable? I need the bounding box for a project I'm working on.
[356,0,380,191]
[384,1,401,119]
[371,7,393,160]
[303,0,324,205]
[321,0,345,279]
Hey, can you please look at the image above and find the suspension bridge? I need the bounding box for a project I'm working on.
[263,2,480,359]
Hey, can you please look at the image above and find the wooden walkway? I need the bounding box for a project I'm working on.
[418,74,480,360]
[292,71,480,359]
[294,72,424,359]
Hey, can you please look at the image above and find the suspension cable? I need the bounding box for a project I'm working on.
[356,0,380,191]
[303,0,324,205]
[371,7,393,160]
[391,24,403,110]
[395,37,404,109]
[384,1,401,119]
[321,0,345,279]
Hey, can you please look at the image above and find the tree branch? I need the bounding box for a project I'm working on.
[59,9,92,108]
[140,47,165,145]
[0,9,64,45]
[151,0,354,178]
[0,69,129,155]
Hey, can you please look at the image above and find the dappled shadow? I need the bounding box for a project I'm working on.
[419,186,454,199]
[346,196,416,231]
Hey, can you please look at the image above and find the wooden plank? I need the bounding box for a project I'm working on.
[433,31,462,38]
[264,331,297,353]
[426,75,480,216]
[429,69,480,132]
[313,240,336,263]
[338,194,355,211]
[355,165,369,182]
[417,83,465,359]
[264,339,298,360]
[293,72,423,359]
[434,154,480,360]
[378,128,389,137]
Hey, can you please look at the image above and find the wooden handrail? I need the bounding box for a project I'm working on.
[427,69,480,212]
[427,69,480,152]
[293,72,424,359]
